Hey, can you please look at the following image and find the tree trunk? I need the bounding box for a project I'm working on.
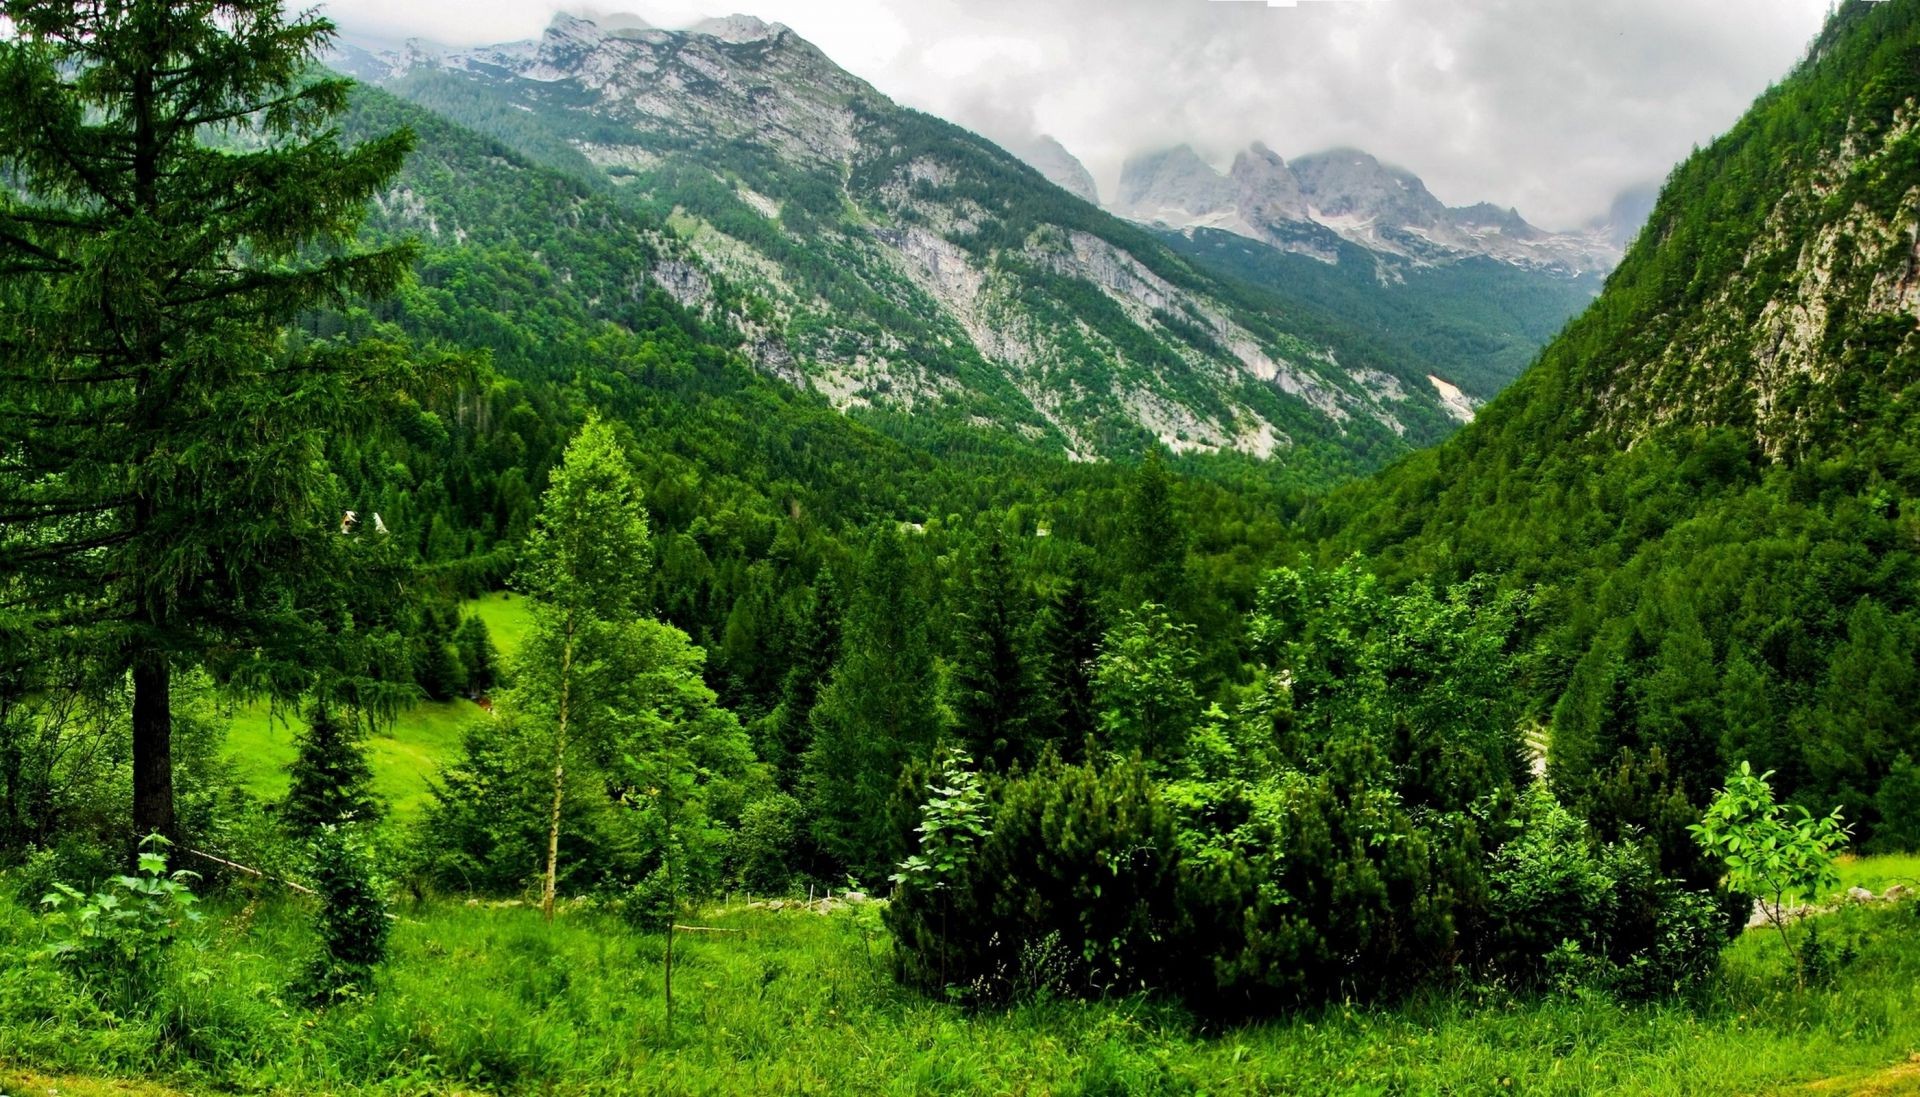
[663,790,676,1037]
[541,621,575,922]
[131,649,174,843]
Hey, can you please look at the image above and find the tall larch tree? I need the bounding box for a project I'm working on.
[0,0,422,840]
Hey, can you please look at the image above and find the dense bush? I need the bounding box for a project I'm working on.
[304,823,391,1002]
[887,756,1192,1003]
[1486,785,1724,996]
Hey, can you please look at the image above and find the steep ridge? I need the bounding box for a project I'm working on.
[339,13,1488,469]
[1319,0,1920,846]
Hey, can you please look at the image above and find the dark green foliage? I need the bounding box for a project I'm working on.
[416,712,638,895]
[1117,452,1188,611]
[1485,786,1724,997]
[887,757,1189,1003]
[803,531,943,883]
[282,706,382,840]
[304,823,390,1002]
[453,615,499,696]
[950,540,1038,769]
[0,0,431,840]
[1034,560,1104,760]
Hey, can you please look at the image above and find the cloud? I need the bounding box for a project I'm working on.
[317,0,1834,228]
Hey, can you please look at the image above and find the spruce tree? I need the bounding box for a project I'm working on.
[950,538,1036,769]
[1035,558,1102,759]
[803,531,941,881]
[0,0,420,840]
[283,704,381,839]
[453,615,499,696]
[761,568,840,789]
[1117,449,1187,611]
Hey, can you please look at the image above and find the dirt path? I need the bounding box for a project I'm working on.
[1803,1055,1920,1095]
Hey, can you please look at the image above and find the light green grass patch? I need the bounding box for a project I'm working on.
[465,590,536,661]
[219,698,482,824]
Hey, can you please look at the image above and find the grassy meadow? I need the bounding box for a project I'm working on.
[20,590,1910,1094]
[217,594,532,824]
[2,869,1919,1096]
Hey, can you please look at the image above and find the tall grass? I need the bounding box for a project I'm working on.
[3,875,1918,1095]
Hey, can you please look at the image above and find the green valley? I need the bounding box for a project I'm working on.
[2,0,1918,1094]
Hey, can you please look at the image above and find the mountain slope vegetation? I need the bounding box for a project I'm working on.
[337,14,1511,467]
[1317,0,1920,848]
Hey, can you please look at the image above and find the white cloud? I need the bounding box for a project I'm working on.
[317,0,1835,227]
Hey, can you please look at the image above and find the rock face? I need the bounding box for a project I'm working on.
[342,12,1483,462]
[1011,135,1099,205]
[1114,143,1619,275]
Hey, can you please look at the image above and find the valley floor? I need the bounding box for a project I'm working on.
[3,860,1919,1096]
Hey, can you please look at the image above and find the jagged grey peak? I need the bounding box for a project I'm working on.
[1229,142,1310,228]
[1109,141,1620,275]
[1116,145,1238,225]
[1012,135,1099,205]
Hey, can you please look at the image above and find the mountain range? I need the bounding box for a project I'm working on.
[331,12,1611,471]
[1108,142,1623,275]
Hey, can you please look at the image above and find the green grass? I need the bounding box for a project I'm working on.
[1835,853,1920,900]
[222,699,482,824]
[4,865,1920,1095]
[217,593,533,824]
[468,590,536,661]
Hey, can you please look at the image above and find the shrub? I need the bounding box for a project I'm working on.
[305,823,390,1002]
[1184,766,1484,1011]
[732,791,806,894]
[1487,785,1724,997]
[887,756,1187,1002]
[39,834,200,1012]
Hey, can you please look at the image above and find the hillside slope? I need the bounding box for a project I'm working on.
[1319,0,1920,845]
[337,13,1495,469]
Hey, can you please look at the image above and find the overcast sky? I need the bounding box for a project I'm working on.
[318,0,1836,229]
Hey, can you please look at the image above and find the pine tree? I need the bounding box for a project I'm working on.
[1117,449,1187,611]
[0,0,421,840]
[453,615,499,696]
[1035,558,1103,759]
[803,531,942,881]
[516,418,652,920]
[283,704,382,839]
[950,538,1036,769]
[761,569,840,789]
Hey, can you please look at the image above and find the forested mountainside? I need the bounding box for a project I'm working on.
[1163,227,1602,402]
[314,85,1310,730]
[333,13,1513,467]
[1316,0,1920,849]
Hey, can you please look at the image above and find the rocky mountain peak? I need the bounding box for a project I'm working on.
[1116,145,1236,224]
[1010,135,1099,205]
[688,14,786,44]
[1111,140,1618,275]
[1229,142,1310,226]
